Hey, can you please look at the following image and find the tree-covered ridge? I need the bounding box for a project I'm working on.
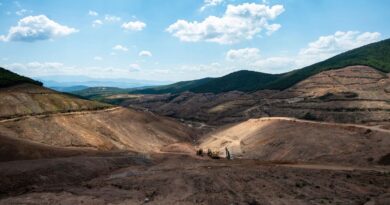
[0,67,43,88]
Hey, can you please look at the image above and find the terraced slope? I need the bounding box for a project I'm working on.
[267,38,390,90]
[117,66,390,127]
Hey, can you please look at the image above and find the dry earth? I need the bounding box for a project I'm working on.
[117,66,390,127]
[0,153,389,205]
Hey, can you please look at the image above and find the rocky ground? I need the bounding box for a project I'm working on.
[0,152,389,205]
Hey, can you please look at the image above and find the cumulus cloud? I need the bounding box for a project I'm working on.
[298,31,381,66]
[226,48,260,61]
[139,50,152,57]
[200,0,224,11]
[223,31,382,73]
[88,10,98,16]
[112,44,128,52]
[121,21,146,31]
[92,19,103,27]
[104,15,121,22]
[0,15,78,42]
[167,2,284,44]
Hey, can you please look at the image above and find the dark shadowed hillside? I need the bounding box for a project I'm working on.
[0,67,42,87]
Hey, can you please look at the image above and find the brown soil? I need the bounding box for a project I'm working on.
[200,117,390,166]
[119,66,390,127]
[0,153,389,205]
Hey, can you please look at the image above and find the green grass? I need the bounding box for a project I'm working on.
[0,67,43,87]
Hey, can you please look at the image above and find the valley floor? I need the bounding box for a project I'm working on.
[0,151,389,205]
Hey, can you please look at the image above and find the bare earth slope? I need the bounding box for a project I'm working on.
[200,117,390,166]
[0,83,195,156]
[0,107,194,153]
[118,66,390,127]
[0,83,110,119]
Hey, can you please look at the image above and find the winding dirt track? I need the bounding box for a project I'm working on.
[257,117,390,134]
[0,106,121,123]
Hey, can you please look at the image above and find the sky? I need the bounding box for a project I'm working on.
[0,0,389,82]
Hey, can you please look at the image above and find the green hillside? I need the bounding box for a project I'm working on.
[130,38,390,94]
[191,70,281,93]
[266,38,390,90]
[0,67,43,87]
[129,71,280,94]
[130,78,213,94]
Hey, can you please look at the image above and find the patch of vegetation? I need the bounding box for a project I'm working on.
[0,67,43,87]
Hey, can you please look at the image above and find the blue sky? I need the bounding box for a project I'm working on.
[0,0,389,82]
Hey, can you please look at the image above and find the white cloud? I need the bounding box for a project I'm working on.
[226,48,260,61]
[112,45,128,52]
[200,0,224,11]
[5,62,139,79]
[104,15,121,23]
[88,10,98,16]
[298,31,381,66]
[16,9,32,16]
[0,15,78,42]
[167,3,284,44]
[92,19,103,27]
[121,21,146,31]
[94,56,103,61]
[223,31,382,74]
[139,50,152,57]
[129,63,141,71]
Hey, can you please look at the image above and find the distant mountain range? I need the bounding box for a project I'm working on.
[34,76,172,92]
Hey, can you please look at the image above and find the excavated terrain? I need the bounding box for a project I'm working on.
[0,66,390,204]
[118,66,390,127]
[200,117,390,166]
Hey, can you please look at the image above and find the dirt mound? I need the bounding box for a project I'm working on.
[200,118,390,166]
